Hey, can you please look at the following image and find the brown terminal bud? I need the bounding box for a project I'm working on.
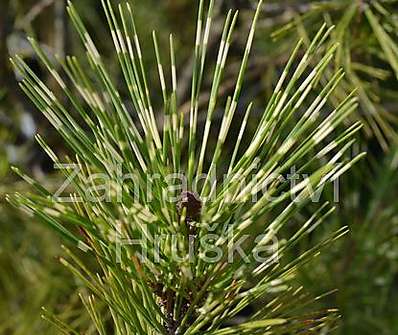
[177,191,202,222]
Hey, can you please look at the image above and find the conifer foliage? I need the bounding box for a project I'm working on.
[9,0,364,333]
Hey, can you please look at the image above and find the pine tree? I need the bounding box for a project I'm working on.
[8,1,366,333]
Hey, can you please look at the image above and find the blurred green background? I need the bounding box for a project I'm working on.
[0,0,397,334]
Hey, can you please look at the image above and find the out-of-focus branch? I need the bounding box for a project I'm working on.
[15,0,55,30]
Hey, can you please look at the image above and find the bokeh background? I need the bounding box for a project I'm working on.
[1,0,398,334]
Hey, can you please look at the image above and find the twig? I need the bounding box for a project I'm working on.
[15,0,55,30]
